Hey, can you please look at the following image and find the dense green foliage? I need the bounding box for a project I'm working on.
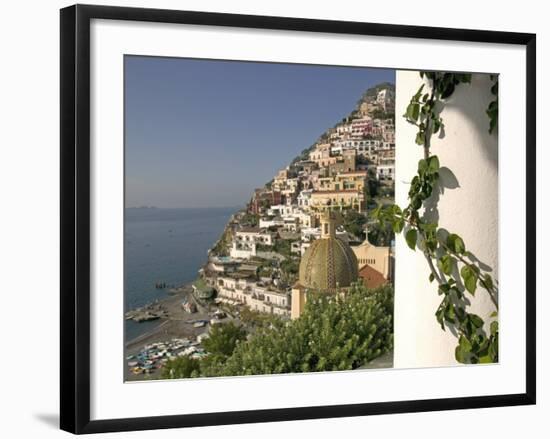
[341,209,367,239]
[279,258,299,284]
[210,226,232,256]
[217,285,392,376]
[202,322,247,357]
[272,239,293,258]
[369,109,394,120]
[241,213,259,226]
[162,285,393,379]
[161,356,201,379]
[373,72,499,364]
[238,307,283,329]
[367,221,394,247]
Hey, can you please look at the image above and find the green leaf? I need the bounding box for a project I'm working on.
[413,84,425,100]
[455,346,466,363]
[429,272,435,283]
[490,320,499,336]
[465,276,477,295]
[411,103,420,121]
[417,159,428,173]
[459,335,472,352]
[406,103,420,122]
[478,355,493,364]
[482,274,494,291]
[415,130,425,145]
[392,218,404,234]
[446,233,465,254]
[460,265,477,295]
[470,314,484,329]
[444,303,456,323]
[428,155,440,173]
[438,254,454,275]
[405,229,417,250]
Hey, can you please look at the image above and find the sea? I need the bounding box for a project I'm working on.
[124,206,237,342]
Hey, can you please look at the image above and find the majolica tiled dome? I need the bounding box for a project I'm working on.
[298,213,358,291]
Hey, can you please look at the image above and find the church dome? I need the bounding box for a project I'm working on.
[298,213,358,291]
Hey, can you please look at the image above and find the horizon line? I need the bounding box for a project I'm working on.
[125,205,244,210]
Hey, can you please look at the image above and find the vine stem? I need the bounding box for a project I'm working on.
[423,246,443,284]
[439,242,499,310]
[403,215,498,311]
[423,77,437,160]
[419,77,438,279]
[419,75,498,312]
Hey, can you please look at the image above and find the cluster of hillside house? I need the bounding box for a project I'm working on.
[200,86,396,317]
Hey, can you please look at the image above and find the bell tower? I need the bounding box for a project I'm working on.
[320,211,336,239]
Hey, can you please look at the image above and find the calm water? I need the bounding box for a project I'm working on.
[124,207,236,341]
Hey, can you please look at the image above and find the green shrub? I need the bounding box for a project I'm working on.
[219,284,393,376]
[202,322,247,357]
[161,356,201,379]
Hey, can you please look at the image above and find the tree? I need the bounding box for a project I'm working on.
[161,356,201,379]
[366,168,379,198]
[280,257,299,284]
[218,285,393,376]
[342,209,367,239]
[202,322,247,357]
[367,221,394,246]
[273,239,292,258]
[241,213,259,226]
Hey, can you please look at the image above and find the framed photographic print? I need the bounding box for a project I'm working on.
[60,4,536,434]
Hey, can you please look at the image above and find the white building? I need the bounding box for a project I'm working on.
[376,163,395,181]
[216,276,290,316]
[259,216,284,229]
[297,190,312,209]
[234,227,275,246]
[229,240,256,259]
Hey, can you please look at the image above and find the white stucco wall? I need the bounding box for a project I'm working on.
[394,71,498,368]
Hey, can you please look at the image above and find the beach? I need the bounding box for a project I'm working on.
[124,284,237,381]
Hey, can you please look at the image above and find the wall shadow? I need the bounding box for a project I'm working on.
[34,413,59,430]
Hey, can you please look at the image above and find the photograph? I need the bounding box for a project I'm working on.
[123,56,498,382]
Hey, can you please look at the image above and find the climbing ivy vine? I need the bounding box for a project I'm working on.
[373,72,499,364]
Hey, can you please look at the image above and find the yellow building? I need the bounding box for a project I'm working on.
[310,189,365,212]
[316,171,367,193]
[291,212,359,319]
[334,171,367,192]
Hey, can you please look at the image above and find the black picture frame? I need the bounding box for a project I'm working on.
[60,4,536,434]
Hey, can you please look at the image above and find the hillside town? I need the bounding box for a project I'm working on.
[124,82,397,379]
[198,83,397,318]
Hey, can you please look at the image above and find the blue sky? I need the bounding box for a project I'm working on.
[125,56,394,208]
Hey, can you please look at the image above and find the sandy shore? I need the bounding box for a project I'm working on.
[124,285,231,381]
